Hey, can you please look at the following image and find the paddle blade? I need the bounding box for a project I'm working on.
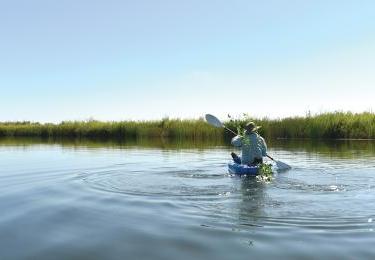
[275,160,291,171]
[205,114,224,128]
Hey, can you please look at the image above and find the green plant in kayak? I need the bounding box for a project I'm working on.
[257,163,273,182]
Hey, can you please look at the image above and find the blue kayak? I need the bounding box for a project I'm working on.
[228,162,259,175]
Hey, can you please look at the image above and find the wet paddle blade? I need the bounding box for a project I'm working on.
[205,114,224,128]
[275,160,291,171]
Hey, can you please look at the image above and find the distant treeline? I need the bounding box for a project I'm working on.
[1,112,375,140]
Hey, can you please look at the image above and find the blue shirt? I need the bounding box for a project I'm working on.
[231,132,267,165]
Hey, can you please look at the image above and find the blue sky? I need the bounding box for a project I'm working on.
[1,0,374,122]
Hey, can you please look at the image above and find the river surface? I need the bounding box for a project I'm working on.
[0,138,374,259]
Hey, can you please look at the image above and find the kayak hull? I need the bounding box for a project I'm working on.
[228,162,259,176]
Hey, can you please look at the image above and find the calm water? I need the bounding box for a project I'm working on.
[1,138,375,259]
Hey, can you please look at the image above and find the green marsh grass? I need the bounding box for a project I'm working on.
[1,112,375,140]
[0,118,224,140]
[225,112,375,140]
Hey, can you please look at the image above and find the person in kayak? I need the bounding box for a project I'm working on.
[230,121,267,166]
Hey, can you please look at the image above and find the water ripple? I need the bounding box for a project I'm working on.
[80,165,230,200]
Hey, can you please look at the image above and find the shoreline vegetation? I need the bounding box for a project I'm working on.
[1,112,375,140]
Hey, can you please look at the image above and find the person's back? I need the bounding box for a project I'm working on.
[231,122,267,165]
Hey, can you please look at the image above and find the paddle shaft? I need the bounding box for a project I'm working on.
[223,126,237,136]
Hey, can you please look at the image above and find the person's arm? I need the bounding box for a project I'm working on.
[231,135,242,147]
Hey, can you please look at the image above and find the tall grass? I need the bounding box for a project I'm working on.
[0,118,224,140]
[225,112,375,139]
[226,112,375,139]
[1,112,375,140]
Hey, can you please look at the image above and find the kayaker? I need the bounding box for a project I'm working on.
[230,122,267,166]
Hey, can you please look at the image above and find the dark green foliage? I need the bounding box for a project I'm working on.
[257,163,273,182]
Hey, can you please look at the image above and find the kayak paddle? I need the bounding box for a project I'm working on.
[205,114,291,171]
[265,154,291,171]
[205,113,237,135]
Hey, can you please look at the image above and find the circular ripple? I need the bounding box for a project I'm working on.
[80,164,231,200]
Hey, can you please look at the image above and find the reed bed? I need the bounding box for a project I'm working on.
[0,119,224,140]
[226,112,375,139]
[1,112,375,140]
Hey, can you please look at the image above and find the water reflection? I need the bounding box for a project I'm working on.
[2,137,375,159]
[0,137,226,150]
[271,139,375,159]
[2,137,375,259]
[237,177,266,225]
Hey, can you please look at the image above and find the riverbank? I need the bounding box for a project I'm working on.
[1,112,374,139]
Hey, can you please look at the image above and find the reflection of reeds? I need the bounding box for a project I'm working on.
[269,139,375,159]
[1,112,375,139]
[0,136,227,150]
[2,137,375,160]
